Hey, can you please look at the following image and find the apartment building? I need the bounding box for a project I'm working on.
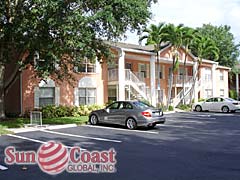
[5,42,230,115]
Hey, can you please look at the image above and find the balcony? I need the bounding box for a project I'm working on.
[108,69,145,83]
[169,75,193,87]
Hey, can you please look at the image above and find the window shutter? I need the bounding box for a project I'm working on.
[34,87,40,108]
[74,88,79,106]
[146,64,150,78]
[55,87,60,106]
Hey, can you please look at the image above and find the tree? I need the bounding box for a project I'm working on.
[192,24,240,68]
[139,22,166,107]
[181,27,195,104]
[0,0,157,119]
[189,33,219,104]
[162,23,185,109]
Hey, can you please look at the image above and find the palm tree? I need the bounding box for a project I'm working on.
[189,33,219,104]
[139,22,166,107]
[181,27,195,104]
[162,23,185,109]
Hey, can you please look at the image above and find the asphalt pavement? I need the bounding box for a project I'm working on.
[1,111,240,180]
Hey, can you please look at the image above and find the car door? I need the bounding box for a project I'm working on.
[202,98,214,111]
[118,102,134,125]
[213,97,224,111]
[103,102,120,124]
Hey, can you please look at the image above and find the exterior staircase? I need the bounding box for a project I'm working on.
[172,77,202,107]
[108,69,150,102]
[125,69,150,101]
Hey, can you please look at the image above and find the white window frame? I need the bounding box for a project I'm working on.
[74,58,96,73]
[39,87,55,107]
[205,89,212,98]
[220,71,224,81]
[79,88,96,105]
[220,89,224,97]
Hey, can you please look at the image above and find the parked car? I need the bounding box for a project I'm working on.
[193,97,240,113]
[89,101,166,129]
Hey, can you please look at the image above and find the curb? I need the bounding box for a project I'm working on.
[6,124,77,134]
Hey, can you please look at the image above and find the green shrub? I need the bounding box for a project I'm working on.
[198,98,205,102]
[229,90,237,100]
[41,104,104,118]
[168,105,174,111]
[177,104,191,110]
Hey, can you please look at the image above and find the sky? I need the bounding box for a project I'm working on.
[123,0,240,44]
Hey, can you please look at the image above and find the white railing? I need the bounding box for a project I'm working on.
[169,75,193,86]
[172,77,202,107]
[125,69,148,99]
[108,69,150,101]
[134,72,145,82]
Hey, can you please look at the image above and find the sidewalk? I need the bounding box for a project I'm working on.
[164,108,188,114]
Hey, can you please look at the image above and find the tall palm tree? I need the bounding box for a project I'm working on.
[162,23,185,109]
[181,27,195,104]
[189,33,219,104]
[139,22,166,107]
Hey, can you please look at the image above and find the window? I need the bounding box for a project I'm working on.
[123,102,133,109]
[205,89,212,98]
[178,68,185,80]
[220,71,224,81]
[125,63,132,70]
[155,65,165,79]
[107,102,119,109]
[108,86,117,102]
[204,68,212,82]
[138,63,148,78]
[75,59,95,73]
[79,88,96,105]
[206,98,214,102]
[39,87,55,107]
[220,89,224,97]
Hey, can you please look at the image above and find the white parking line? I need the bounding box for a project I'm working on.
[170,116,216,120]
[6,134,80,149]
[41,129,122,143]
[83,125,159,134]
[0,164,8,171]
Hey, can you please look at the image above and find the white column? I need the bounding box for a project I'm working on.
[95,58,101,74]
[193,61,198,103]
[236,73,239,99]
[150,55,156,106]
[118,49,125,100]
[212,64,217,96]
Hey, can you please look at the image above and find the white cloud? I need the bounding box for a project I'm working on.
[123,0,240,44]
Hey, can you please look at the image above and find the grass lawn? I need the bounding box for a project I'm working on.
[0,125,13,135]
[0,116,89,129]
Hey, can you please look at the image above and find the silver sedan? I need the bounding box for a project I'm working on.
[89,101,166,129]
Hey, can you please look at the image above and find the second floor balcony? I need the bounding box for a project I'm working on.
[169,75,193,87]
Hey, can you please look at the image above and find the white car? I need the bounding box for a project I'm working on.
[193,97,240,113]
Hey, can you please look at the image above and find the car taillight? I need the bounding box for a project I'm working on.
[141,111,152,117]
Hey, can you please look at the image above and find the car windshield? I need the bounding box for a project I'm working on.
[132,101,153,109]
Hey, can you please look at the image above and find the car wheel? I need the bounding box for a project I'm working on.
[195,105,202,112]
[126,118,137,130]
[89,114,98,125]
[222,106,229,113]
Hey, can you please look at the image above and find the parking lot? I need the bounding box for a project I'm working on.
[1,111,240,180]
